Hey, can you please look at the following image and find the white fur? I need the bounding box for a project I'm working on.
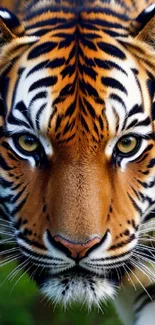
[144,4,155,14]
[0,10,11,19]
[41,275,116,309]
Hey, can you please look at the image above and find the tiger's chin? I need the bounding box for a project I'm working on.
[39,271,116,308]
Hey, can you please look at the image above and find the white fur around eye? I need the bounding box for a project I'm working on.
[0,10,11,19]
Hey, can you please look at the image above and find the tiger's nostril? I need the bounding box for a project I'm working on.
[53,235,102,258]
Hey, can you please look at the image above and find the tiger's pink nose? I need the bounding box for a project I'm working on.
[54,235,101,258]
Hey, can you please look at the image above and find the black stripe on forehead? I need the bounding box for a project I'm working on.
[26,0,130,16]
[29,77,58,92]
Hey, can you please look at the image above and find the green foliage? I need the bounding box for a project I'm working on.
[0,262,122,325]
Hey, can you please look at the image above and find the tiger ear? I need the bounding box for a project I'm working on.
[130,4,155,45]
[0,8,38,74]
[0,8,25,42]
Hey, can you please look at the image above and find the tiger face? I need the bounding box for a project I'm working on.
[0,1,155,307]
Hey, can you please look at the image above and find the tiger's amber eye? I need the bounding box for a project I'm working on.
[116,136,138,154]
[18,135,39,153]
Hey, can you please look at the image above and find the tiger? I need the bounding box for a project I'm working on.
[0,0,155,324]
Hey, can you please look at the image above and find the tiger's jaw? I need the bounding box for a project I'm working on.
[16,229,138,308]
[40,269,116,308]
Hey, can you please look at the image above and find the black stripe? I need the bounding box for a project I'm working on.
[29,92,47,108]
[128,194,142,214]
[137,178,155,189]
[61,62,76,79]
[7,68,24,109]
[7,111,31,129]
[134,117,151,127]
[87,19,128,30]
[0,178,14,188]
[29,76,57,92]
[28,42,57,60]
[48,57,66,69]
[36,103,46,130]
[0,154,14,171]
[98,42,126,59]
[26,60,49,77]
[83,97,96,118]
[101,77,127,94]
[81,114,89,132]
[65,100,76,117]
[11,185,28,204]
[15,101,34,128]
[110,94,126,110]
[58,34,75,49]
[147,158,155,168]
[11,194,29,216]
[128,104,143,117]
[94,58,127,75]
[80,79,99,97]
[26,18,67,30]
[109,234,135,250]
[12,182,24,190]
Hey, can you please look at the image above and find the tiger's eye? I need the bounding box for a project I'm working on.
[116,136,138,155]
[18,135,39,152]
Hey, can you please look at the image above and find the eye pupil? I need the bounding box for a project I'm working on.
[121,138,132,147]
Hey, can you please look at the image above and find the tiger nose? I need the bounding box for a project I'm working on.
[54,235,101,258]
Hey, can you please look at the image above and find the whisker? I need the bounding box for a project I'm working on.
[0,254,22,268]
[0,231,14,236]
[0,224,15,231]
[135,245,155,258]
[137,244,155,252]
[125,263,153,301]
[0,238,16,245]
[0,259,24,289]
[130,257,154,282]
[135,258,155,281]
[123,264,137,291]
[139,228,155,234]
[0,218,13,225]
[29,264,40,281]
[0,247,19,256]
[139,236,155,242]
[135,250,155,263]
[9,258,30,281]
[10,262,32,293]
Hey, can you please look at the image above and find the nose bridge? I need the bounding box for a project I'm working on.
[48,157,111,241]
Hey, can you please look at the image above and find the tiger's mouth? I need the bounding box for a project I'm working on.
[22,258,131,307]
[15,228,138,306]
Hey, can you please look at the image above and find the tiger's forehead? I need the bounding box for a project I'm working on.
[5,26,151,148]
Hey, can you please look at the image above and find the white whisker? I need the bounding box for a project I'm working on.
[130,257,154,282]
[0,224,15,230]
[139,236,155,242]
[0,254,21,268]
[0,247,19,255]
[137,244,155,252]
[0,238,16,245]
[123,264,137,291]
[0,218,13,225]
[0,231,14,236]
[139,228,155,234]
[10,261,32,293]
[125,263,153,301]
[9,258,30,281]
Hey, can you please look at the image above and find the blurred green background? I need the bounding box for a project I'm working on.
[0,261,123,325]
